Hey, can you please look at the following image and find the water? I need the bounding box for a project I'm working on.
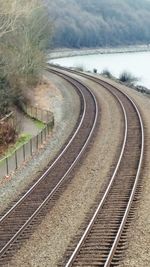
[50,51,150,89]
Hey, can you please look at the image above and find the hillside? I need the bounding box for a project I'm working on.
[45,0,150,48]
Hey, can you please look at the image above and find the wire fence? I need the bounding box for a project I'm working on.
[21,103,52,123]
[0,105,54,180]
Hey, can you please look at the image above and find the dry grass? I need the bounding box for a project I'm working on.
[0,121,17,155]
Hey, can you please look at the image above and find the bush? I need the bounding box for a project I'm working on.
[0,121,17,150]
[74,64,85,71]
[101,69,113,78]
[119,71,139,85]
[0,77,12,117]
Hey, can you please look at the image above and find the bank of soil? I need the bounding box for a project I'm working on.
[6,76,123,266]
[24,76,62,114]
[0,72,80,214]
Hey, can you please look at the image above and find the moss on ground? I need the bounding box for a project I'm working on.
[33,119,46,129]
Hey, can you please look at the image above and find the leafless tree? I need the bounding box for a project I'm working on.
[0,0,44,38]
[0,0,52,116]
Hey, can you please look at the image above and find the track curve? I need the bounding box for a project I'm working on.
[0,72,98,265]
[48,65,144,267]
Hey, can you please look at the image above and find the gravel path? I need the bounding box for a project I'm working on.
[6,77,123,266]
[96,75,150,267]
[0,72,80,214]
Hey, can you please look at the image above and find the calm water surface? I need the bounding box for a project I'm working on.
[50,51,150,89]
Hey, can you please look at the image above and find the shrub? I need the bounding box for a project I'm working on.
[0,121,17,149]
[119,71,139,85]
[101,69,113,78]
[74,64,85,71]
[0,77,12,117]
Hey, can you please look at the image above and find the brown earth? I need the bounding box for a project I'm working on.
[24,76,62,112]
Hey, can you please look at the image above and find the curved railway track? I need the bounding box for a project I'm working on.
[48,65,144,267]
[0,72,98,265]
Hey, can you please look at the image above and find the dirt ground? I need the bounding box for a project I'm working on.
[24,76,62,112]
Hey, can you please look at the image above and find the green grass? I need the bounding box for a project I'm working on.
[33,119,46,130]
[0,133,32,162]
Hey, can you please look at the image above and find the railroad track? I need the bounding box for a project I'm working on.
[0,72,98,265]
[48,65,144,267]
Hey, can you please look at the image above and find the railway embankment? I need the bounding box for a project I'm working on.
[99,76,150,267]
[1,69,150,266]
[6,72,123,267]
[0,72,80,214]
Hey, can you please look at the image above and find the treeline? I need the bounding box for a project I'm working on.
[45,0,150,48]
[0,0,52,117]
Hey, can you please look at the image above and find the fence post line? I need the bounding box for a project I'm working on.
[30,139,32,156]
[47,111,49,123]
[23,144,26,161]
[36,107,38,118]
[15,151,18,169]
[44,127,46,141]
[45,125,47,137]
[41,131,43,144]
[32,107,34,118]
[47,124,49,136]
[36,135,39,149]
[41,110,43,121]
[1,106,52,179]
[6,157,9,176]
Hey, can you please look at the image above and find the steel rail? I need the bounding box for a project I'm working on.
[0,72,98,259]
[104,91,144,267]
[0,81,86,223]
[48,65,144,267]
[62,72,128,267]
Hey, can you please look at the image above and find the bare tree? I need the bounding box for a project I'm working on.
[0,0,43,38]
[0,0,53,116]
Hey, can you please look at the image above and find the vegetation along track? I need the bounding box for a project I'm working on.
[49,65,144,267]
[0,71,98,265]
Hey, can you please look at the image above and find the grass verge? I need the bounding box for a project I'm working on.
[0,133,32,162]
[33,119,46,130]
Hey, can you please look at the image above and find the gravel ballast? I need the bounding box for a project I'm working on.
[98,76,150,267]
[6,77,123,266]
[0,72,80,214]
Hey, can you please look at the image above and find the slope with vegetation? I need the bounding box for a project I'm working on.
[45,0,150,48]
[0,0,52,150]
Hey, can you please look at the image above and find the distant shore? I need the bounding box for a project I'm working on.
[48,44,150,59]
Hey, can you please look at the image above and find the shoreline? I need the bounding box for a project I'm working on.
[48,44,150,59]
